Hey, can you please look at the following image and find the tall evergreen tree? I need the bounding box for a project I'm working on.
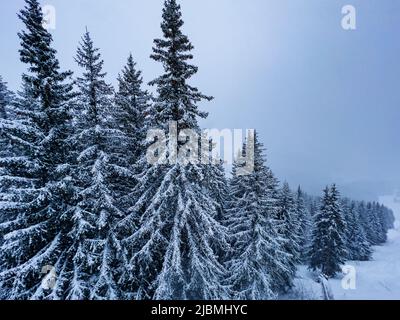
[120,0,228,300]
[0,79,39,232]
[201,158,231,266]
[148,0,212,131]
[0,76,15,272]
[225,133,292,299]
[294,186,312,262]
[379,204,395,233]
[363,202,384,245]
[0,76,13,120]
[276,182,300,284]
[350,201,392,250]
[113,54,151,221]
[374,203,388,244]
[0,76,14,172]
[0,0,74,299]
[309,185,347,278]
[342,199,372,261]
[115,54,150,165]
[203,159,229,222]
[66,30,126,299]
[358,201,370,242]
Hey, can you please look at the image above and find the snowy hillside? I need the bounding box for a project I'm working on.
[289,193,400,300]
[329,228,400,300]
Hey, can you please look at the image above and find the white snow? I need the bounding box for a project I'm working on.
[291,193,400,300]
[329,227,400,300]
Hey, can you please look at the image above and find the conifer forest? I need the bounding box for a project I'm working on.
[0,0,398,301]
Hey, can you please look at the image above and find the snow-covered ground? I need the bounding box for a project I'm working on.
[290,193,400,300]
[329,227,400,300]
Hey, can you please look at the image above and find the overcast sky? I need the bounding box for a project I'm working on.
[1,0,399,200]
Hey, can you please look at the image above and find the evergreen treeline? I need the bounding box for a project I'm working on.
[0,0,395,300]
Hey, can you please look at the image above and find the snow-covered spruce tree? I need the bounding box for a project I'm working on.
[300,195,319,262]
[65,30,128,300]
[0,76,14,173]
[115,54,150,167]
[379,204,395,233]
[111,54,151,229]
[119,0,228,300]
[0,76,13,121]
[308,197,319,221]
[357,201,371,242]
[0,76,14,268]
[342,199,372,261]
[203,159,229,223]
[0,0,75,299]
[367,202,380,245]
[356,201,392,247]
[0,79,39,215]
[225,133,292,299]
[309,185,347,278]
[362,202,382,246]
[276,182,300,284]
[382,205,395,230]
[374,203,388,244]
[0,79,39,241]
[111,56,152,294]
[148,0,211,132]
[294,186,312,262]
[375,203,393,243]
[200,157,231,266]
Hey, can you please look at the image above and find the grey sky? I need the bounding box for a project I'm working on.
[1,0,399,200]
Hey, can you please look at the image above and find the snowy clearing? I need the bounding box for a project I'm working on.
[290,193,400,300]
[329,227,400,300]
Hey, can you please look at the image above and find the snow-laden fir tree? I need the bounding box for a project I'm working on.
[111,56,152,296]
[201,158,231,265]
[119,0,228,300]
[342,199,372,261]
[0,76,13,121]
[309,185,347,278]
[275,182,301,286]
[0,76,14,173]
[65,30,128,299]
[355,201,393,248]
[203,158,229,222]
[365,202,379,245]
[225,132,292,299]
[0,79,38,230]
[148,0,212,131]
[294,186,312,262]
[378,204,395,234]
[308,197,319,221]
[357,201,370,241]
[0,76,14,267]
[373,203,389,244]
[384,208,395,230]
[0,0,75,299]
[372,202,393,244]
[361,202,384,246]
[114,54,151,168]
[108,53,151,229]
